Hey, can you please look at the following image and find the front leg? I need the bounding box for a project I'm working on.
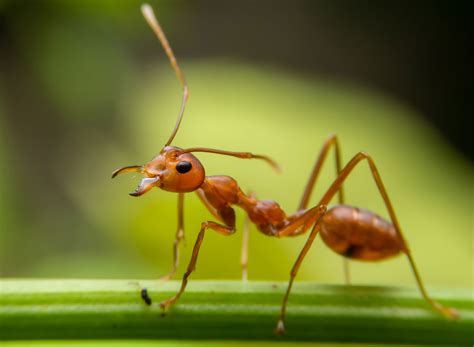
[160,220,235,312]
[160,193,185,281]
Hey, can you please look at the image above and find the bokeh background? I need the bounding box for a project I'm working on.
[0,0,472,296]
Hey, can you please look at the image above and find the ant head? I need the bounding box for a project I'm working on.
[112,5,201,197]
[112,146,205,196]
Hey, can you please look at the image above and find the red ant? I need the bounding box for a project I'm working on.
[112,3,459,335]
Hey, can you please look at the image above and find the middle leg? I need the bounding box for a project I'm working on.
[276,204,328,335]
[298,134,350,284]
[240,191,256,281]
[241,211,250,281]
[160,192,186,281]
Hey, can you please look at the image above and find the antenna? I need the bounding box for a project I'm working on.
[182,147,282,173]
[141,3,189,146]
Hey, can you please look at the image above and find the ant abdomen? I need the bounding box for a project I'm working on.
[320,205,404,261]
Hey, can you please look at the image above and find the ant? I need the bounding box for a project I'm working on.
[112,3,459,335]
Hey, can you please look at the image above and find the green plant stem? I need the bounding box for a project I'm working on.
[0,280,472,344]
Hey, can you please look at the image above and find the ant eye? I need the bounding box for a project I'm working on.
[176,161,192,174]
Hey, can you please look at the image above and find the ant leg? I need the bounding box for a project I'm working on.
[298,134,344,210]
[196,189,222,220]
[160,221,235,312]
[241,192,256,281]
[197,189,249,279]
[160,193,185,281]
[241,214,250,281]
[298,134,350,284]
[276,205,327,335]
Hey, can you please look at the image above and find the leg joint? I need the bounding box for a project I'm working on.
[317,204,328,214]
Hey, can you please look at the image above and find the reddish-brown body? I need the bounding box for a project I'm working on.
[198,176,403,261]
[112,3,458,337]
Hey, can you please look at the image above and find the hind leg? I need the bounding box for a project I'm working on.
[319,152,458,319]
[277,151,458,335]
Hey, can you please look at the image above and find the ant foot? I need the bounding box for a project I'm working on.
[159,296,177,314]
[275,319,285,336]
[434,302,459,319]
[141,288,152,305]
[443,307,460,319]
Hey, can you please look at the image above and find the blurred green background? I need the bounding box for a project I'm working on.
[0,0,472,294]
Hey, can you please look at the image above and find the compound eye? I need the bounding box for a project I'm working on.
[176,161,192,174]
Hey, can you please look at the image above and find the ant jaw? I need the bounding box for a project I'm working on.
[111,165,143,178]
[129,176,160,197]
[111,165,160,196]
